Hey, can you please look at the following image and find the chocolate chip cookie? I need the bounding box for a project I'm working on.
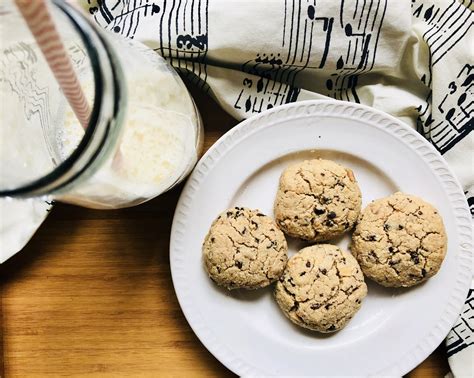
[274,244,367,332]
[351,192,447,287]
[274,159,362,242]
[203,207,288,290]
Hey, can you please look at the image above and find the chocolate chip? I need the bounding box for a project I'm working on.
[306,261,311,268]
[314,208,325,215]
[226,211,233,217]
[418,211,423,215]
[279,276,284,282]
[398,225,404,230]
[368,235,377,241]
[321,196,331,204]
[210,237,215,243]
[325,220,334,227]
[235,261,242,269]
[255,238,260,243]
[384,224,390,231]
[319,293,323,297]
[422,268,427,277]
[321,173,325,177]
[311,303,321,310]
[410,251,420,264]
[300,272,306,276]
[388,246,394,253]
[327,211,337,219]
[369,251,377,260]
[327,325,336,331]
[320,268,327,274]
[242,227,246,234]
[324,304,331,310]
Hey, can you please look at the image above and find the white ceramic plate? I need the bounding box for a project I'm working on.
[170,100,472,376]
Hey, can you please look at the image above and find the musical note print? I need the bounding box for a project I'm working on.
[419,64,473,154]
[176,34,207,50]
[446,288,474,357]
[158,0,209,89]
[86,0,210,90]
[233,75,300,114]
[412,0,474,66]
[326,0,388,103]
[234,0,335,115]
[86,0,162,40]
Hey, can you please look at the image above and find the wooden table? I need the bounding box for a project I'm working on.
[0,87,450,377]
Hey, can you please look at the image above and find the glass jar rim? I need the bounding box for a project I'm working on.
[0,0,121,198]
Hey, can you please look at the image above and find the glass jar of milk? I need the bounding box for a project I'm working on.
[0,0,203,209]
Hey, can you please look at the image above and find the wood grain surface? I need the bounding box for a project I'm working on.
[0,86,450,377]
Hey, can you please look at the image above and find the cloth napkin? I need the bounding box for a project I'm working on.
[82,0,474,374]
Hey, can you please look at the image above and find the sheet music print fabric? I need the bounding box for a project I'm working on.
[84,0,473,216]
[83,0,473,372]
[446,287,474,377]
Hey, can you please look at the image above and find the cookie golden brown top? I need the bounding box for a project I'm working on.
[203,207,288,290]
[274,159,362,242]
[351,192,447,287]
[274,244,367,332]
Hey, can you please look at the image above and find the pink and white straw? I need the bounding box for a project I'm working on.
[15,0,91,129]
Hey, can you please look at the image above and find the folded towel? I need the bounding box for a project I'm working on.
[84,0,473,206]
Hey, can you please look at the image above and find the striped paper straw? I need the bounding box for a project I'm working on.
[15,0,91,129]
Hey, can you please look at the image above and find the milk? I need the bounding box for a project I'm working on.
[57,69,199,208]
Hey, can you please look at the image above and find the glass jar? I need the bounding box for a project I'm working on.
[0,0,203,209]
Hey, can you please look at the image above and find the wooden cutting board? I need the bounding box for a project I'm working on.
[0,86,449,377]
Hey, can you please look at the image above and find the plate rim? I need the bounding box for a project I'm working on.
[170,99,473,376]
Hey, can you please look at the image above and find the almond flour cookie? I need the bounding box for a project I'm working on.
[274,244,367,333]
[351,192,447,288]
[274,159,362,242]
[203,207,288,290]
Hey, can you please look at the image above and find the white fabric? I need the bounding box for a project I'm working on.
[83,0,474,210]
[0,198,51,263]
